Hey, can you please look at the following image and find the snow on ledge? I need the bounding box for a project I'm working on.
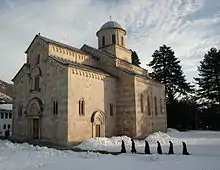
[0,104,12,110]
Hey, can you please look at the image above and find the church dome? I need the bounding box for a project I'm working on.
[100,21,123,30]
[96,21,126,35]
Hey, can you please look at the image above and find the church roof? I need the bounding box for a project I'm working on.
[49,55,118,78]
[100,21,123,30]
[25,34,86,55]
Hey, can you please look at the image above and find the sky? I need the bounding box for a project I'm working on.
[0,0,220,83]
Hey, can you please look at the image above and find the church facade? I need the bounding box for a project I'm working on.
[12,21,167,146]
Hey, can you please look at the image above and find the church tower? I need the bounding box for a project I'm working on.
[96,21,132,63]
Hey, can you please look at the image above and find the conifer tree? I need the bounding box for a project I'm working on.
[194,48,220,110]
[148,45,193,100]
[131,50,141,67]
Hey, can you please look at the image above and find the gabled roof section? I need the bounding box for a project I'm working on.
[49,55,118,78]
[25,34,86,55]
[81,44,116,59]
[81,44,154,79]
[12,63,29,82]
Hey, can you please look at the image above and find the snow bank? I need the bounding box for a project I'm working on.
[76,131,182,152]
[167,128,180,133]
[76,130,220,152]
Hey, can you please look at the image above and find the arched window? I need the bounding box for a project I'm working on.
[110,104,113,116]
[34,76,40,90]
[112,34,116,44]
[79,99,85,116]
[121,36,124,46]
[154,96,158,116]
[102,36,105,46]
[140,94,144,113]
[18,105,23,117]
[147,95,151,116]
[29,77,33,91]
[53,100,58,115]
[30,66,41,92]
[160,98,163,114]
[36,54,40,65]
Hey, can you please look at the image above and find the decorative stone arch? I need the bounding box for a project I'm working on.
[25,97,43,140]
[29,66,42,91]
[91,110,105,137]
[25,97,44,115]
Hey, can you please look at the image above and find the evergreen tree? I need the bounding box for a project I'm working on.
[131,50,141,67]
[148,45,193,100]
[194,48,220,130]
[194,48,220,110]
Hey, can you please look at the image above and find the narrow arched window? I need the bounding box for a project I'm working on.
[154,96,158,116]
[34,76,39,90]
[79,99,85,116]
[102,36,105,46]
[110,104,113,116]
[147,95,151,116]
[31,66,41,92]
[18,105,22,117]
[112,34,116,44]
[53,100,58,115]
[160,98,163,114]
[29,77,33,91]
[140,94,144,113]
[121,36,124,46]
[36,54,40,65]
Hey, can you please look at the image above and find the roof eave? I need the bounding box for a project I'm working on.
[96,27,126,36]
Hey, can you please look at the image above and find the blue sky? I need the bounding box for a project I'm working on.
[0,0,220,83]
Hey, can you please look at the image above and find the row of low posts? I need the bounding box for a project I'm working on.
[121,139,190,155]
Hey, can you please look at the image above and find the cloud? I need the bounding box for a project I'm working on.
[0,0,220,83]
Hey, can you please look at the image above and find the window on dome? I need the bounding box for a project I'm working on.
[112,34,116,44]
[102,36,105,46]
[121,36,124,46]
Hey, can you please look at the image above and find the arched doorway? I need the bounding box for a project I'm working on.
[25,97,43,140]
[91,110,105,137]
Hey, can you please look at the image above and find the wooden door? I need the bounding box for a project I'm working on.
[95,124,101,137]
[33,118,39,139]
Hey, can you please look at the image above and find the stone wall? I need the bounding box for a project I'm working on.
[134,77,167,139]
[13,37,69,145]
[67,67,117,143]
[41,57,68,145]
[116,71,136,137]
[12,65,28,138]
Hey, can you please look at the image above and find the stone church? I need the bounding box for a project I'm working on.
[12,21,167,146]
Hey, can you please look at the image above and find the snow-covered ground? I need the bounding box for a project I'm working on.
[1,129,220,170]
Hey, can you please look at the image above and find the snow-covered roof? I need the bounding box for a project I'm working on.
[0,92,12,100]
[0,104,12,110]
